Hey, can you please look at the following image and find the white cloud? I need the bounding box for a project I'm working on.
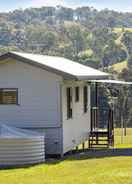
[30,0,66,7]
[29,0,82,9]
[28,0,101,9]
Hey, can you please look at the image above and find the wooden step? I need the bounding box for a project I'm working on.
[89,130,113,148]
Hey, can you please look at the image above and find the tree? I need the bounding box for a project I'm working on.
[56,6,73,22]
[64,23,86,55]
[103,42,127,66]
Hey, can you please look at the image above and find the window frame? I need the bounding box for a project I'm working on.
[83,86,88,113]
[66,87,73,119]
[75,86,79,102]
[0,88,18,105]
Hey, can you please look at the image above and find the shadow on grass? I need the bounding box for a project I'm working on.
[1,148,132,169]
[46,148,132,165]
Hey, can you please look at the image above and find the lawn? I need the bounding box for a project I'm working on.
[0,128,132,184]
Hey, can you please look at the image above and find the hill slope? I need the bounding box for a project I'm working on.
[0,7,132,68]
[111,60,128,73]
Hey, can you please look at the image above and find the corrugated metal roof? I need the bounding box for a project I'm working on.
[1,52,109,80]
[89,79,132,85]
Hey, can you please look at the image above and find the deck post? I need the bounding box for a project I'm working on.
[95,82,98,129]
[76,146,78,152]
[82,143,85,151]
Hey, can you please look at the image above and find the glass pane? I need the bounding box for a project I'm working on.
[0,89,18,104]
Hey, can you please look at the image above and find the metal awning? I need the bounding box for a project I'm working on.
[89,79,132,85]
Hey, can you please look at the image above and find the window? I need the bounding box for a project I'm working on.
[66,87,72,119]
[83,86,88,113]
[0,89,18,105]
[75,87,79,102]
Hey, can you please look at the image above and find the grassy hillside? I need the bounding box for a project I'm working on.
[111,60,128,72]
[113,27,132,33]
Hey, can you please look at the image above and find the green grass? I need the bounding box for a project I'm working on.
[1,156,132,184]
[1,128,132,184]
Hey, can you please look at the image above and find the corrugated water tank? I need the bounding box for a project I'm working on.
[0,125,45,167]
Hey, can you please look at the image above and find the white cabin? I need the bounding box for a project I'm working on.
[0,52,109,156]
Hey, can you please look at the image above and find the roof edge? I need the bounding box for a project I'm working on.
[0,52,110,81]
[0,52,77,80]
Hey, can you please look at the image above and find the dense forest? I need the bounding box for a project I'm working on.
[1,6,132,127]
[0,6,132,68]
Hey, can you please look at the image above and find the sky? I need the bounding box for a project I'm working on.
[0,0,132,12]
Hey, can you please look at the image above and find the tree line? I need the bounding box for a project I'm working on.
[0,6,132,68]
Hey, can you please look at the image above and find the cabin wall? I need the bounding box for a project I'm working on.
[0,58,63,154]
[62,81,91,154]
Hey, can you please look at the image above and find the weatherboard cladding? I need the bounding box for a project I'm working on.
[0,59,62,155]
[0,59,62,128]
[0,52,109,80]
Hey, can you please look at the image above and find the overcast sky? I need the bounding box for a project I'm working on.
[1,0,132,12]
